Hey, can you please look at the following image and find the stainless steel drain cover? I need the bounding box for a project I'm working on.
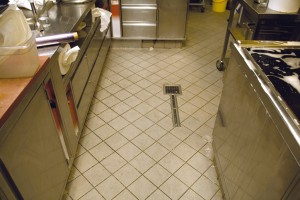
[163,84,182,95]
[163,84,182,127]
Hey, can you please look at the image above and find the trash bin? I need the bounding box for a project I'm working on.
[212,0,228,12]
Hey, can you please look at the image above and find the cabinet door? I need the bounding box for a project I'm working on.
[0,85,68,200]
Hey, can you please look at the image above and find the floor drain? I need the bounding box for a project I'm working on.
[163,84,182,127]
[163,84,182,95]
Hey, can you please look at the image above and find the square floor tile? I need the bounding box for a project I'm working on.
[145,109,166,123]
[85,116,106,131]
[90,142,114,162]
[130,153,155,173]
[184,134,207,151]
[66,175,93,200]
[114,164,141,187]
[188,152,212,174]
[172,143,196,162]
[134,103,154,115]
[74,152,98,173]
[97,109,119,123]
[78,189,104,200]
[179,189,204,200]
[109,116,130,131]
[160,176,188,200]
[191,176,219,200]
[146,189,171,200]
[157,116,173,131]
[112,102,132,115]
[128,176,156,200]
[135,89,153,101]
[175,164,201,187]
[182,116,204,132]
[117,142,141,161]
[126,84,143,94]
[144,164,171,187]
[83,163,110,186]
[124,96,143,107]
[96,176,125,200]
[105,133,128,151]
[159,153,184,174]
[204,165,219,185]
[114,189,137,200]
[94,124,116,140]
[101,153,127,173]
[145,142,169,162]
[159,134,181,151]
[79,132,102,150]
[102,95,121,107]
[132,133,155,151]
[170,127,193,140]
[119,124,142,140]
[146,96,164,107]
[90,101,108,115]
[122,109,142,123]
[145,124,168,140]
[200,143,214,160]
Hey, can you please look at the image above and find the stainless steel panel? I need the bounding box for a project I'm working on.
[122,23,156,38]
[157,0,188,39]
[213,44,300,200]
[121,0,156,5]
[122,5,156,23]
[0,85,68,200]
[71,56,89,105]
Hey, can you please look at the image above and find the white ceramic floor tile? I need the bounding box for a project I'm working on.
[159,153,185,174]
[74,152,98,173]
[160,176,188,200]
[105,133,128,151]
[172,142,196,162]
[179,189,204,200]
[188,152,212,174]
[144,164,171,187]
[114,164,141,187]
[96,176,125,200]
[132,133,155,151]
[192,176,219,200]
[159,133,181,151]
[175,164,201,187]
[113,189,138,200]
[119,124,142,140]
[83,163,110,186]
[117,142,141,161]
[90,142,114,162]
[101,153,127,173]
[130,153,155,173]
[79,132,102,150]
[145,142,169,162]
[128,176,157,200]
[66,176,93,200]
[145,124,168,140]
[94,124,116,140]
[78,189,104,200]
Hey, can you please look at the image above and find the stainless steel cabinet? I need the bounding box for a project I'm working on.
[0,79,68,200]
[121,0,157,39]
[157,0,188,40]
[213,47,300,200]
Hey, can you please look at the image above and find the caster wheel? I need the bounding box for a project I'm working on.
[216,60,225,71]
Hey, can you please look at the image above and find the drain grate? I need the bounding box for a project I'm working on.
[163,84,182,127]
[163,84,182,95]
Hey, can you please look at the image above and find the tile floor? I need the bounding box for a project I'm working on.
[64,6,229,200]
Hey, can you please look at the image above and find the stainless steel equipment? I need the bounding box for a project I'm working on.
[157,0,188,40]
[213,41,300,200]
[121,0,157,39]
[216,0,300,71]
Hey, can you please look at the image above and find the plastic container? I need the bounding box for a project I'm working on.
[0,35,39,78]
[212,0,228,12]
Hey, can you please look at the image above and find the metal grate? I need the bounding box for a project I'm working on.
[163,84,182,127]
[163,84,182,95]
